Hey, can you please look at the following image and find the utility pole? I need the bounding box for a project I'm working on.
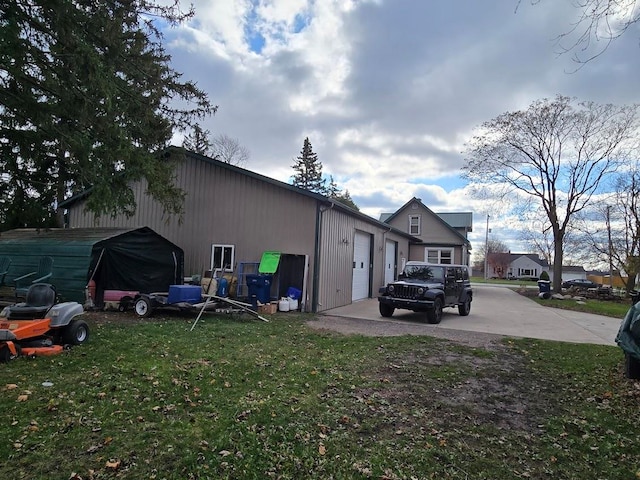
[607,205,613,288]
[484,214,490,280]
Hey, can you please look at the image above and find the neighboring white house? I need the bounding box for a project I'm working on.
[550,265,587,284]
[488,252,588,283]
[487,253,550,279]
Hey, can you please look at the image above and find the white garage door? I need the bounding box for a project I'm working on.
[384,240,396,286]
[352,231,371,301]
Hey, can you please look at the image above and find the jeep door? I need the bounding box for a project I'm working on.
[444,267,458,305]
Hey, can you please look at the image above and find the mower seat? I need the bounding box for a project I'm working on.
[5,283,57,320]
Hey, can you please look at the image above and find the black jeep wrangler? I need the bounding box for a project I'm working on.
[378,262,473,324]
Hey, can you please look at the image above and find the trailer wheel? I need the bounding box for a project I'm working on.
[134,297,153,318]
[63,320,90,345]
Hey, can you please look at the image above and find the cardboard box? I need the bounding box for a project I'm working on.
[258,303,278,314]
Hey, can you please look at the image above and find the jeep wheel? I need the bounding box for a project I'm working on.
[379,303,394,318]
[458,299,471,316]
[426,298,443,324]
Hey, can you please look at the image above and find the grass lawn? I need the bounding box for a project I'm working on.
[514,287,633,318]
[2,310,640,480]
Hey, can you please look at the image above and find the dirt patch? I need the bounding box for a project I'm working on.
[309,315,553,435]
[344,343,554,437]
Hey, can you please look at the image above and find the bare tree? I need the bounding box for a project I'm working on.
[487,251,513,279]
[475,239,510,274]
[524,0,640,65]
[463,95,639,293]
[576,168,640,290]
[212,134,250,166]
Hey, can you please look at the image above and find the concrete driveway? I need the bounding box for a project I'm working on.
[321,284,624,346]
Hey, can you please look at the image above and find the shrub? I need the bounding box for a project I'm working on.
[539,270,550,281]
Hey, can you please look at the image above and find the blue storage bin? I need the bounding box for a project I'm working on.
[286,287,302,300]
[167,285,202,304]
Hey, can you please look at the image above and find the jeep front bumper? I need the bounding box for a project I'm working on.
[378,295,435,310]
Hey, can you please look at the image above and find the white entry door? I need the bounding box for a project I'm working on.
[384,240,396,286]
[352,231,371,301]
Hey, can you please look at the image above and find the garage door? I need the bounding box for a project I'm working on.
[352,231,371,301]
[384,240,396,286]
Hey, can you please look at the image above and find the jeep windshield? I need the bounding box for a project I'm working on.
[402,265,445,282]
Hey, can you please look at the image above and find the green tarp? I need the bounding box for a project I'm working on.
[0,227,183,303]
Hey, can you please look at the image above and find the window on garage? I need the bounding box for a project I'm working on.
[211,244,235,272]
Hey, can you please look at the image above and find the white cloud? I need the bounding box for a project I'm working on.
[162,0,640,262]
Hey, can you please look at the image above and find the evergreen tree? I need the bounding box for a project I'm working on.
[183,125,214,156]
[291,137,326,194]
[333,189,359,211]
[326,175,340,197]
[0,0,216,228]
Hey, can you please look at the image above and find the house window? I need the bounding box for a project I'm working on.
[211,244,235,272]
[409,215,421,235]
[518,268,537,277]
[425,248,454,264]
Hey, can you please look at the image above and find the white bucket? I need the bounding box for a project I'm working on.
[288,297,299,311]
[278,298,290,312]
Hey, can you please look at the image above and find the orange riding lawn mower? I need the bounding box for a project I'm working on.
[0,283,89,362]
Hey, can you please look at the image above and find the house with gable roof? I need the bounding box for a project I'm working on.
[380,197,472,267]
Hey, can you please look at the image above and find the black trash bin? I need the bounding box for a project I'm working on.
[246,274,273,308]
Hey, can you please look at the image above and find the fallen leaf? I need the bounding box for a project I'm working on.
[105,459,120,470]
[6,384,18,390]
[17,395,29,402]
[319,444,326,456]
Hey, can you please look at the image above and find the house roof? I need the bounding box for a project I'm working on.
[59,147,419,243]
[435,212,473,232]
[379,211,473,232]
[492,253,550,267]
[560,265,587,273]
[381,197,471,247]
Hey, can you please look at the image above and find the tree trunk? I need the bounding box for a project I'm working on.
[553,235,564,293]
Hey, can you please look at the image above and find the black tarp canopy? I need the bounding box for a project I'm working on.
[0,227,183,303]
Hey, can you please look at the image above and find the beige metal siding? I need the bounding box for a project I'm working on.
[315,207,410,312]
[67,156,318,278]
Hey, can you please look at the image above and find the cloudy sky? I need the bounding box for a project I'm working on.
[161,0,639,257]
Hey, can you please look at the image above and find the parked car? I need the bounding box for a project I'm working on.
[561,279,600,289]
[378,262,472,324]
